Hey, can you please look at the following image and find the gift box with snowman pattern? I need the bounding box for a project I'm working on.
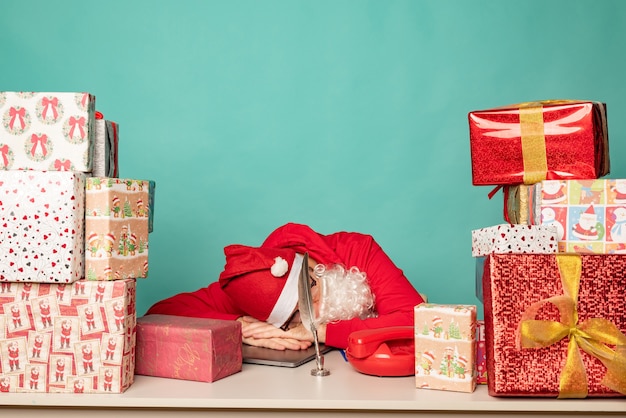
[504,179,626,254]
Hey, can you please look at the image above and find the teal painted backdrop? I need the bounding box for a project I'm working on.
[3,0,626,319]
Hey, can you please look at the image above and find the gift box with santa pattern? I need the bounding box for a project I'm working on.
[504,179,626,254]
[414,303,477,393]
[0,92,96,172]
[85,178,151,281]
[0,170,85,283]
[0,278,136,393]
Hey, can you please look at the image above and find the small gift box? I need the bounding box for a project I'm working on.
[472,223,558,301]
[0,279,136,393]
[471,224,559,257]
[85,178,151,281]
[469,100,609,186]
[0,171,85,283]
[482,253,626,397]
[414,303,477,393]
[135,314,242,383]
[92,111,119,178]
[0,92,96,172]
[504,179,626,254]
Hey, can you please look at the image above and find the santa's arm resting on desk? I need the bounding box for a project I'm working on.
[146,223,425,350]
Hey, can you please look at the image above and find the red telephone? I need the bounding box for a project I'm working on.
[345,326,415,377]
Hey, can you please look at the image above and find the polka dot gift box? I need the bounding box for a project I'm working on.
[0,170,85,283]
[0,92,96,173]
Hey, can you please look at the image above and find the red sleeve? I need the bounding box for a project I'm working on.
[144,282,245,321]
[323,232,425,349]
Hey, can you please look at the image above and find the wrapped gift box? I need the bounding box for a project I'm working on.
[476,320,487,385]
[85,178,151,281]
[482,253,626,397]
[468,100,609,186]
[504,179,626,254]
[414,303,477,393]
[471,223,559,257]
[0,92,95,172]
[0,171,85,283]
[472,223,558,301]
[92,112,119,178]
[0,279,136,393]
[135,314,242,383]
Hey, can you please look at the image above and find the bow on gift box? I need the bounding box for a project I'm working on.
[517,254,626,398]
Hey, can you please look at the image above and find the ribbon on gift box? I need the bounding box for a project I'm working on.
[475,100,596,194]
[516,253,626,398]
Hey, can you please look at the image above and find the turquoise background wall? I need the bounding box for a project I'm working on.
[3,0,625,320]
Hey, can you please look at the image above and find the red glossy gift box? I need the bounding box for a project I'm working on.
[135,314,242,383]
[482,253,626,398]
[469,101,609,186]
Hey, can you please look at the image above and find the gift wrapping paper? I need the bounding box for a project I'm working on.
[414,303,476,393]
[471,223,559,257]
[135,314,242,383]
[85,178,151,281]
[0,279,136,393]
[472,223,559,301]
[92,112,119,178]
[482,253,626,397]
[476,320,487,385]
[0,92,95,172]
[505,179,626,254]
[468,100,609,186]
[0,171,85,283]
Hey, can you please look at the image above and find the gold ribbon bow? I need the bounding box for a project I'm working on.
[517,254,626,398]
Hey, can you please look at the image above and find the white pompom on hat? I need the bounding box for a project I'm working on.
[218,244,303,328]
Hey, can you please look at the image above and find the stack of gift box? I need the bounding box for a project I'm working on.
[0,92,155,393]
[468,100,626,398]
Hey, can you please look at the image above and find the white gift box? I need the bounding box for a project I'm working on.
[0,92,95,172]
[0,171,85,283]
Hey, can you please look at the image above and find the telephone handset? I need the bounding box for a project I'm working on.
[345,326,415,377]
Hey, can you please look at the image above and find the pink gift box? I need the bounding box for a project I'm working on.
[0,171,85,283]
[135,314,242,383]
[0,92,95,172]
[85,178,151,280]
[414,303,477,393]
[0,279,136,393]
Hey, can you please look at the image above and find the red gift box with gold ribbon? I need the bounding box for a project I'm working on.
[482,253,626,398]
[469,100,610,186]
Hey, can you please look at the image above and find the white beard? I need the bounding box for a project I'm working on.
[314,264,376,324]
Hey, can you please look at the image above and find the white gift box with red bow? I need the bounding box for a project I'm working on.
[0,92,95,172]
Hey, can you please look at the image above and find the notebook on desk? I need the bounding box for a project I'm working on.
[242,344,333,368]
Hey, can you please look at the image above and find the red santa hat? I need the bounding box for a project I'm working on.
[457,355,467,368]
[218,244,303,328]
[422,351,436,363]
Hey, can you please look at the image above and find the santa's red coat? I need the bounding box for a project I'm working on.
[146,223,424,349]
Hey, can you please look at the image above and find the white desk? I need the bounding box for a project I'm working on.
[1,350,624,417]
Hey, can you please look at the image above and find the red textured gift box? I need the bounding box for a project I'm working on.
[482,253,626,397]
[135,314,242,383]
[469,100,609,186]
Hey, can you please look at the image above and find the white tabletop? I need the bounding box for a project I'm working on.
[1,350,624,416]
